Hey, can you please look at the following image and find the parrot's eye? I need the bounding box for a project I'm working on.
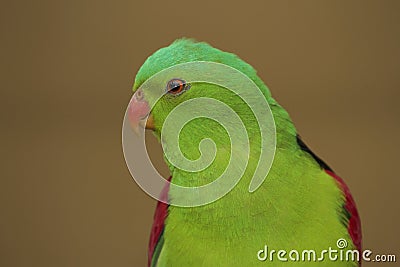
[166,78,190,96]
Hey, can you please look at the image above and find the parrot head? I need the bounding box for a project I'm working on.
[128,38,272,133]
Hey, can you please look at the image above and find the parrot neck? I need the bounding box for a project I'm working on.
[165,102,307,219]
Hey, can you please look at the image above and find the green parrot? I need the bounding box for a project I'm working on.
[127,39,361,266]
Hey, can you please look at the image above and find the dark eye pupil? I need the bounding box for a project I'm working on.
[170,81,181,91]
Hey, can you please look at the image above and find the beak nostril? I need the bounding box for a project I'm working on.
[135,89,144,101]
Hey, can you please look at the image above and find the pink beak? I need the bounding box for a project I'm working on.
[127,89,154,133]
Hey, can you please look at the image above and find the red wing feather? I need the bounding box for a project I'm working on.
[148,176,171,267]
[326,170,362,253]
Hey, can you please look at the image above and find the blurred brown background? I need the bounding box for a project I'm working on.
[1,0,399,266]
